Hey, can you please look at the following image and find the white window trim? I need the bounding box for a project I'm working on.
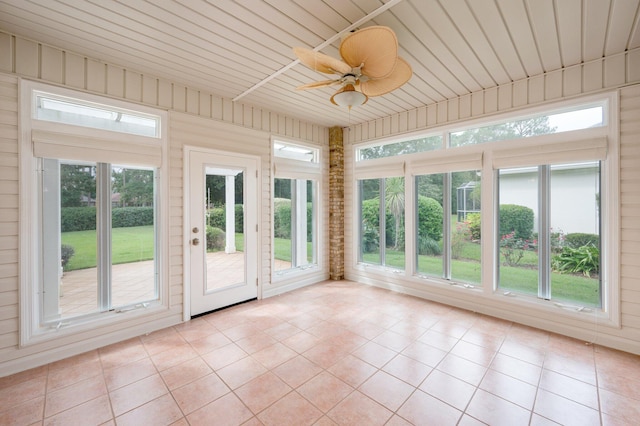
[351,92,620,329]
[19,80,170,346]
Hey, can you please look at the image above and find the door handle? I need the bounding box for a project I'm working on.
[192,238,200,246]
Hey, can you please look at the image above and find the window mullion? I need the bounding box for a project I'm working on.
[379,178,386,266]
[539,165,551,300]
[97,163,112,311]
[443,173,451,279]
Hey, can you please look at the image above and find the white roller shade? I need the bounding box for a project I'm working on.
[492,137,607,169]
[32,129,162,167]
[410,151,483,175]
[274,157,321,179]
[355,158,405,179]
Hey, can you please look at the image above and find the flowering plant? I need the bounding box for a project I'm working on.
[500,231,535,266]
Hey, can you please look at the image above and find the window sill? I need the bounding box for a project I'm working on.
[20,301,168,348]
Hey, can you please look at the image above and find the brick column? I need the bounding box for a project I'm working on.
[329,126,344,280]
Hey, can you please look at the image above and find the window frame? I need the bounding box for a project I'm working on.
[351,92,620,328]
[19,80,169,346]
[271,138,322,281]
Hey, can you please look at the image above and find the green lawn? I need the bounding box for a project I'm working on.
[62,225,155,270]
[63,226,599,306]
[363,243,599,307]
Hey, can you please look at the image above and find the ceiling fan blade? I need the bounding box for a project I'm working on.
[295,80,341,90]
[340,26,398,79]
[293,47,352,75]
[360,57,412,97]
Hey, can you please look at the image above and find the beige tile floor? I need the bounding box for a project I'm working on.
[2,280,639,425]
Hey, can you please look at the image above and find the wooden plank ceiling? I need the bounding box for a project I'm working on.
[1,0,639,128]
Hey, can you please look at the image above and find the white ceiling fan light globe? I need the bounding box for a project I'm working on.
[330,84,368,108]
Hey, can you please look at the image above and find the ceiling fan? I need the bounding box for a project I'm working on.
[293,26,412,109]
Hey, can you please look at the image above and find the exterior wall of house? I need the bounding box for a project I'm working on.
[344,48,640,355]
[0,31,329,376]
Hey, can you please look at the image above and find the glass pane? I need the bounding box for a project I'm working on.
[306,179,315,264]
[36,93,159,137]
[273,141,318,162]
[205,169,245,290]
[416,174,444,277]
[358,135,441,161]
[550,163,601,307]
[384,177,405,270]
[498,167,539,296]
[451,171,481,284]
[360,179,381,265]
[57,161,99,318]
[450,105,604,147]
[274,178,317,274]
[274,178,293,272]
[110,166,157,307]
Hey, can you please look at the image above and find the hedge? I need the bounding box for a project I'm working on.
[207,205,244,233]
[499,204,534,240]
[272,198,313,240]
[565,233,599,249]
[61,206,154,232]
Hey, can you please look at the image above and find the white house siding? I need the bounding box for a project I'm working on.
[345,52,640,355]
[0,31,328,376]
[499,165,600,235]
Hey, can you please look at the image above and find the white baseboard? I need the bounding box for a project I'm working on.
[0,315,181,378]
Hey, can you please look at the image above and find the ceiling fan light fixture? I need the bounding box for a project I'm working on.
[330,84,368,109]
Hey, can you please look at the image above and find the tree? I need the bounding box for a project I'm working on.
[385,177,405,249]
[111,168,154,207]
[60,164,96,207]
[450,116,556,147]
[359,135,441,160]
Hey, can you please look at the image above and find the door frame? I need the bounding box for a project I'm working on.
[183,145,262,321]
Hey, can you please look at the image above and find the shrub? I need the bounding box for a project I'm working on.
[565,233,599,249]
[499,204,534,240]
[207,205,244,233]
[466,213,481,240]
[361,220,380,253]
[112,207,154,228]
[451,221,471,259]
[552,244,599,277]
[418,236,441,256]
[61,207,96,232]
[417,195,443,242]
[206,226,226,251]
[273,198,291,239]
[500,231,535,266]
[207,207,225,229]
[61,244,75,270]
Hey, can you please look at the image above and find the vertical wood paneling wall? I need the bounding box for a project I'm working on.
[0,32,328,376]
[344,54,640,355]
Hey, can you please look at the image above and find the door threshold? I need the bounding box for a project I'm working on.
[190,297,257,319]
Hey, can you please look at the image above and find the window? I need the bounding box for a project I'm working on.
[449,103,604,147]
[272,140,320,277]
[415,170,481,285]
[498,162,601,307]
[357,134,442,161]
[358,177,405,270]
[20,81,167,344]
[351,93,618,325]
[41,160,158,321]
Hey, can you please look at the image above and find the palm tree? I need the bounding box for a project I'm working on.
[385,177,405,249]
